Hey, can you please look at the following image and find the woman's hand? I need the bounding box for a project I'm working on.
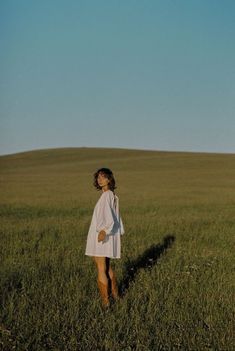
[98,230,106,242]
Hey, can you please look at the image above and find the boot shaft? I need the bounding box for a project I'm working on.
[97,279,110,308]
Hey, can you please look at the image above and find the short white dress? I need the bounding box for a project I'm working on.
[85,190,124,258]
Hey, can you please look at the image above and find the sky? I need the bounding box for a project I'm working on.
[1,0,235,156]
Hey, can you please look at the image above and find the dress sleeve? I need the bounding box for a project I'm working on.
[120,216,125,235]
[96,193,115,235]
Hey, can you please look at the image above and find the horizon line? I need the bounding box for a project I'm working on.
[0,145,234,157]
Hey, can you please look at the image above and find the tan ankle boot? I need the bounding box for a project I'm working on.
[97,279,110,308]
[111,272,119,300]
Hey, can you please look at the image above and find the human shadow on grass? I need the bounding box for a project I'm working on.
[119,235,175,297]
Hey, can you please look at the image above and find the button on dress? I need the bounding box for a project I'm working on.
[85,190,124,258]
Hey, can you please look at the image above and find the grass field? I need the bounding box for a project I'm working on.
[0,147,234,350]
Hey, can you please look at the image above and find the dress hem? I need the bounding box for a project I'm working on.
[85,253,120,259]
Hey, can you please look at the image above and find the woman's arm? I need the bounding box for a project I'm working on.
[96,193,115,242]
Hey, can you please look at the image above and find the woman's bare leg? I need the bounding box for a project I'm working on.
[108,264,114,280]
[92,256,110,307]
[107,260,119,299]
[92,256,108,285]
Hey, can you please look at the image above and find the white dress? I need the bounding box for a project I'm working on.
[85,190,124,258]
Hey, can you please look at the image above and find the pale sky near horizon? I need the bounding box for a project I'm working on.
[1,0,235,156]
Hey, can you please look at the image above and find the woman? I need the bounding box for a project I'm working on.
[85,168,124,308]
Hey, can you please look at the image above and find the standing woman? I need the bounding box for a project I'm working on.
[85,168,124,308]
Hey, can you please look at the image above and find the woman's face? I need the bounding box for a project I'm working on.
[97,172,110,188]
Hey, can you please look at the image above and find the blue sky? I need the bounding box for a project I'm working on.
[1,0,235,155]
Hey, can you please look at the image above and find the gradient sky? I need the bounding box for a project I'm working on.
[1,0,235,156]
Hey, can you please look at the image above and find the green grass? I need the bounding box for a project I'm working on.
[0,147,234,350]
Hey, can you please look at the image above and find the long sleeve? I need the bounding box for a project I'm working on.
[96,193,115,235]
[120,216,125,235]
[115,195,124,235]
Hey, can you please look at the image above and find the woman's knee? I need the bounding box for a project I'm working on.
[108,266,114,279]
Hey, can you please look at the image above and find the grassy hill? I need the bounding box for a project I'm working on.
[0,147,234,350]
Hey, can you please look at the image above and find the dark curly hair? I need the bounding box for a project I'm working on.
[93,168,116,192]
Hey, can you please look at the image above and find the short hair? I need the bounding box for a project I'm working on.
[93,168,116,192]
